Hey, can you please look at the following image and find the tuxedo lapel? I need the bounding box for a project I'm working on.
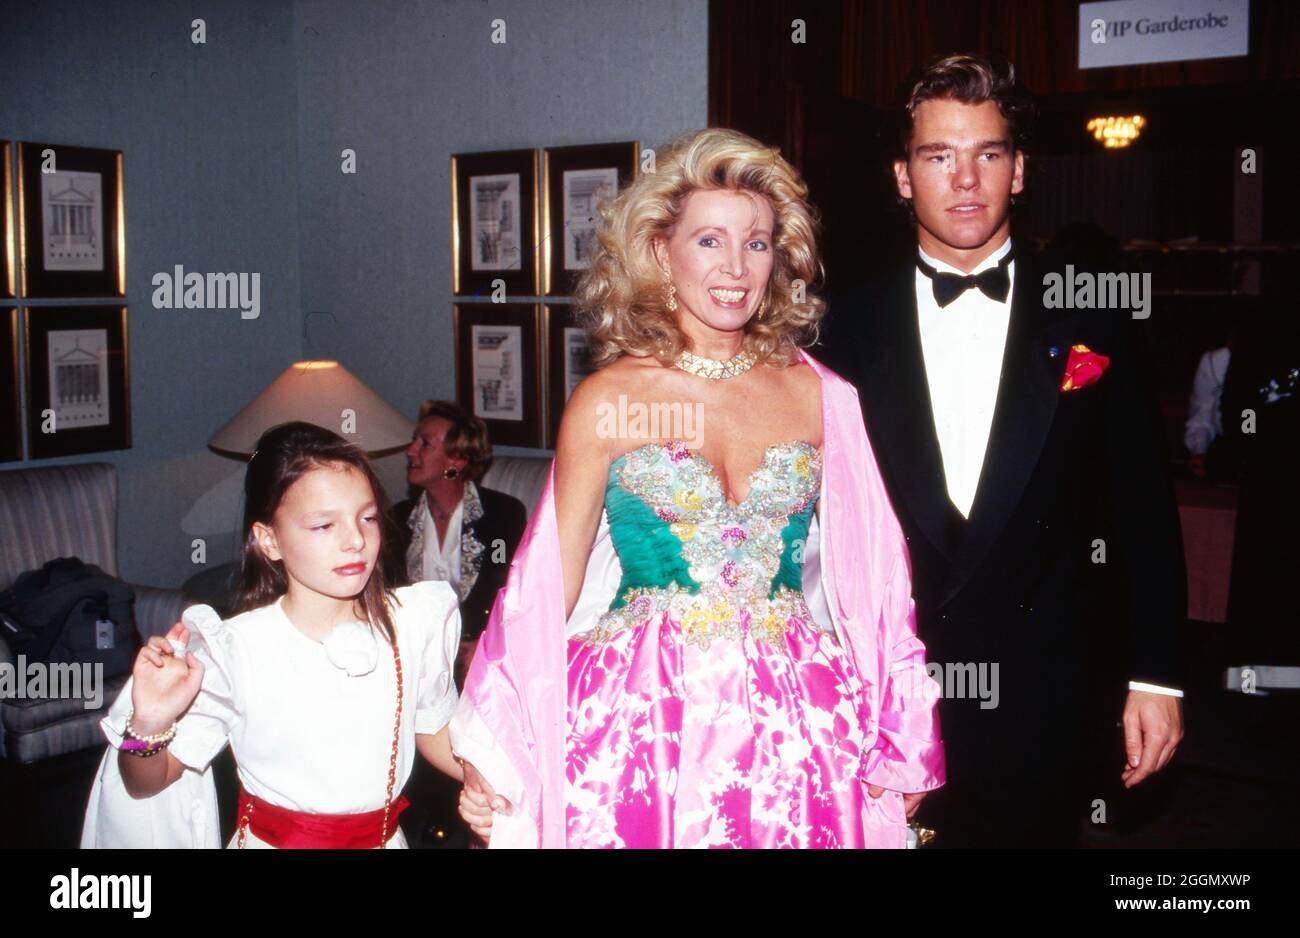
[940,251,1077,605]
[856,265,966,562]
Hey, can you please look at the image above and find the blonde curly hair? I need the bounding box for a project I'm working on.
[574,128,826,368]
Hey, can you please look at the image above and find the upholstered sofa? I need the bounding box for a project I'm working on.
[480,453,551,523]
[0,463,188,764]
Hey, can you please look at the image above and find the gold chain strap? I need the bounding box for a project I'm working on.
[380,638,404,846]
[237,636,404,850]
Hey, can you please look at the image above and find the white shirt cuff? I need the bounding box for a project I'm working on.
[1128,681,1183,698]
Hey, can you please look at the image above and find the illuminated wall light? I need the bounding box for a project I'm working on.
[1086,115,1147,149]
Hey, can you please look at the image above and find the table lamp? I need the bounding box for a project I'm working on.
[208,360,414,457]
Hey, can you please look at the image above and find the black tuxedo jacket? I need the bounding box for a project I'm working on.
[821,245,1186,753]
[391,485,528,642]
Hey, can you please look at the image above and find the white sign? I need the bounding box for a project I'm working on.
[471,324,523,421]
[42,170,103,271]
[1079,0,1249,69]
[47,329,110,428]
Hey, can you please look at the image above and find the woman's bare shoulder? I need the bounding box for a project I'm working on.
[559,356,674,462]
[767,356,820,394]
[558,361,636,455]
[570,355,665,404]
[765,357,824,444]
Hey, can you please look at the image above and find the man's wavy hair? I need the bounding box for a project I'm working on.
[887,53,1038,217]
[574,128,826,368]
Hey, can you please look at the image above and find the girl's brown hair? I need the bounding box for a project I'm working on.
[233,421,402,644]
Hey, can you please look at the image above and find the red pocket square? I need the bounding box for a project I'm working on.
[1060,344,1110,392]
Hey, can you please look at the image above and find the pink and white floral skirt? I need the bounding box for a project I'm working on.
[566,607,875,848]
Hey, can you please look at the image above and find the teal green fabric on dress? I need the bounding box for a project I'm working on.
[604,441,821,610]
[604,479,698,608]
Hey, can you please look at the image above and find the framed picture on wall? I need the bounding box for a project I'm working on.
[17,142,125,298]
[24,304,131,458]
[544,303,593,447]
[451,149,539,298]
[2,143,15,298]
[1,308,20,462]
[543,141,639,296]
[453,302,542,448]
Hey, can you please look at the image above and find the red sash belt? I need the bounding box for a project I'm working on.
[237,788,410,849]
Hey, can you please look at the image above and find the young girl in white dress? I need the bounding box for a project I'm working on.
[83,421,464,849]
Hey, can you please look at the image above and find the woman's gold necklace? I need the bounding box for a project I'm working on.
[673,349,757,380]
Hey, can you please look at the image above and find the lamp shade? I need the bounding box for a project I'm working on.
[209,360,414,456]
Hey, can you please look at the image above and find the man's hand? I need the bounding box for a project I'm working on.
[1121,690,1183,788]
[867,783,929,818]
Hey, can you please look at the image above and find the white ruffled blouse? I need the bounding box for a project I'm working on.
[99,581,461,816]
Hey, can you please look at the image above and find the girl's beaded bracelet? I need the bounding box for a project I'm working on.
[119,711,178,758]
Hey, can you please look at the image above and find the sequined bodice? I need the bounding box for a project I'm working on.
[590,440,821,647]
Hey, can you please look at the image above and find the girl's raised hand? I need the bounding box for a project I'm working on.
[129,621,205,736]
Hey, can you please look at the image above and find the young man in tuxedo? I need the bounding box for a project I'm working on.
[822,54,1186,847]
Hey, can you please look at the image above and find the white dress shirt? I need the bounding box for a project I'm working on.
[421,497,463,597]
[1184,347,1230,455]
[916,238,1014,519]
[915,239,1181,699]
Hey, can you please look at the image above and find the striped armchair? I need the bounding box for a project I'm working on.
[0,463,187,764]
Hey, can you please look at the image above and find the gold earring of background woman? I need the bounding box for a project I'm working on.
[428,466,463,525]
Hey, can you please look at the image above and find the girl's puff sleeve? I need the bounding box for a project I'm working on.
[99,603,242,774]
[405,580,462,735]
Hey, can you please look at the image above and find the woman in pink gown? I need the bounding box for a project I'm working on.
[451,128,945,848]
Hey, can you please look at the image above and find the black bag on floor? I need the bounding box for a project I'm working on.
[0,557,139,679]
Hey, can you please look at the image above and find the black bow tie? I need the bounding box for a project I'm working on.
[917,249,1014,308]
